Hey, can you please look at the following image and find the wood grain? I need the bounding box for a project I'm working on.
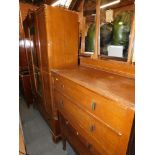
[92,0,100,59]
[52,65,135,155]
[52,66,135,106]
[32,5,79,141]
[80,57,135,78]
[127,15,135,63]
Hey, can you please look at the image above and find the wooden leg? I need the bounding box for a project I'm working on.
[52,132,61,143]
[62,138,66,150]
[27,103,30,109]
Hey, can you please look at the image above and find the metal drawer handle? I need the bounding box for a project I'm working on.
[86,143,92,150]
[91,101,96,111]
[55,78,58,81]
[89,125,95,132]
[53,116,58,120]
[60,100,64,108]
[61,84,64,88]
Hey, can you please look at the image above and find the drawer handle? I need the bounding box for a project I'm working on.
[86,143,92,150]
[61,84,64,88]
[91,101,96,111]
[55,78,58,81]
[60,100,64,108]
[53,116,58,120]
[89,125,95,132]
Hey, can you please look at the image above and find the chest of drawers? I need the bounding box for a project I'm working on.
[51,66,135,155]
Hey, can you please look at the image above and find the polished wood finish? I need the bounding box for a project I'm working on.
[20,11,37,108]
[59,113,101,155]
[20,2,38,37]
[36,5,78,72]
[127,15,135,63]
[21,3,135,154]
[92,0,100,59]
[80,57,135,78]
[81,16,86,54]
[52,67,134,106]
[42,71,53,118]
[20,71,33,107]
[20,2,38,22]
[19,38,28,71]
[23,12,37,98]
[33,5,79,141]
[52,66,135,155]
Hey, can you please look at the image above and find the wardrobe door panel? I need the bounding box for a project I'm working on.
[36,11,49,71]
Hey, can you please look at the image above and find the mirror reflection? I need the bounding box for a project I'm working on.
[84,0,96,54]
[100,0,134,59]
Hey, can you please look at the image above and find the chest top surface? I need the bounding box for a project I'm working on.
[51,66,135,109]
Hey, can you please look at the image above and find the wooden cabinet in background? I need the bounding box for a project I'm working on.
[19,38,28,72]
[23,12,38,107]
[19,35,33,107]
[19,71,33,107]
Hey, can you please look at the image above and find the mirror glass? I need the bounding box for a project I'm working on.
[100,0,134,61]
[83,0,96,54]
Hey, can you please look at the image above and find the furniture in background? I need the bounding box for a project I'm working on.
[19,35,33,107]
[23,11,39,108]
[19,71,33,107]
[23,5,79,142]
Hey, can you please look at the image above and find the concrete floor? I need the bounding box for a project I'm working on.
[19,96,70,155]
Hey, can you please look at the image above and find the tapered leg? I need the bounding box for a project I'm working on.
[62,137,66,150]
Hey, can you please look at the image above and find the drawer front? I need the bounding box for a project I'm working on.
[59,113,101,155]
[91,118,123,155]
[53,74,131,134]
[55,90,91,133]
[55,90,122,155]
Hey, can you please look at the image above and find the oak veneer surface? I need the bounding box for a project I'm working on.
[35,5,79,71]
[33,5,79,141]
[20,73,33,107]
[19,38,28,71]
[80,57,135,78]
[59,113,100,155]
[52,66,134,108]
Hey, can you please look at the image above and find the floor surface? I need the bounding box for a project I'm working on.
[19,96,68,155]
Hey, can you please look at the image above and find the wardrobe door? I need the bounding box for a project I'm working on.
[46,7,78,69]
[36,10,49,72]
[19,38,28,71]
[34,13,42,69]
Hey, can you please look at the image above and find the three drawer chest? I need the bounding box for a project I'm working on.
[51,66,135,155]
